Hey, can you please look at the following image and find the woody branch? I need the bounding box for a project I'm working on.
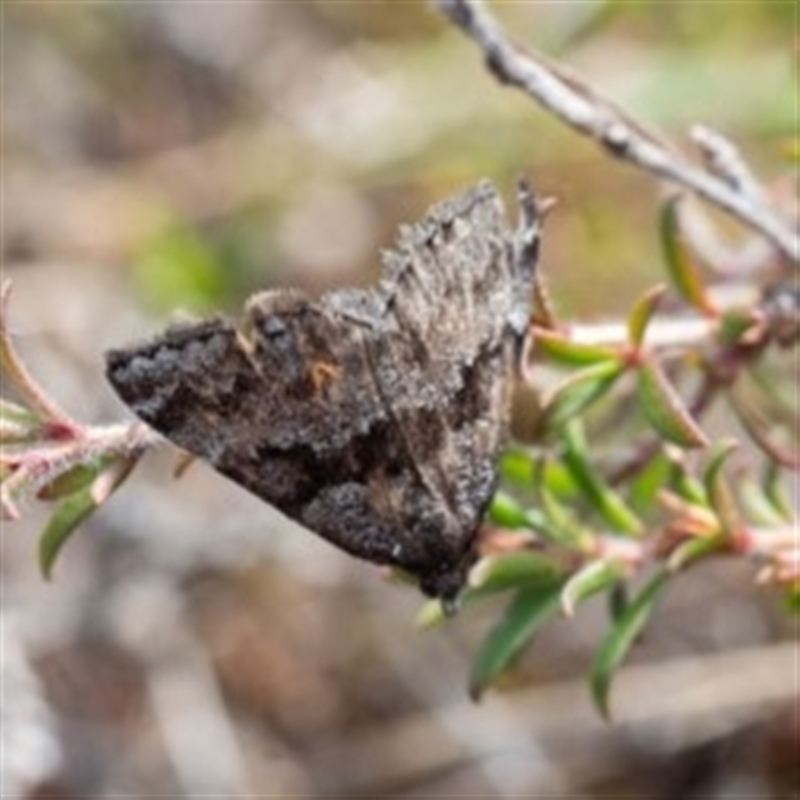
[434,0,798,265]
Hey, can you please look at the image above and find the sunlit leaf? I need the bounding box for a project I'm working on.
[541,359,625,432]
[0,399,42,431]
[499,450,536,486]
[469,580,565,700]
[416,551,562,630]
[659,196,716,315]
[561,559,624,616]
[470,551,563,594]
[668,532,725,571]
[590,571,669,718]
[488,491,547,533]
[534,328,618,366]
[627,284,666,348]
[637,360,709,448]
[37,462,104,501]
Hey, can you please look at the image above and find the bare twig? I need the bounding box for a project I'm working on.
[434,0,798,265]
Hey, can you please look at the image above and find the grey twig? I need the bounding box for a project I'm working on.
[435,0,798,265]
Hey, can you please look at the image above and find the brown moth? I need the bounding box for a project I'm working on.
[105,181,544,600]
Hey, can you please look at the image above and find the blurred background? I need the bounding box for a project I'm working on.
[1,1,796,798]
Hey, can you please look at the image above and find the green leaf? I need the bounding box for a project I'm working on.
[668,533,725,571]
[488,491,548,533]
[470,551,563,595]
[762,462,792,521]
[39,486,99,579]
[739,476,789,527]
[541,359,625,432]
[0,399,38,423]
[702,440,740,535]
[629,452,671,513]
[562,422,643,537]
[538,483,592,547]
[38,458,135,579]
[534,328,619,367]
[37,462,105,501]
[608,582,629,623]
[469,580,565,700]
[659,197,716,315]
[561,559,625,616]
[488,491,528,528]
[416,551,562,630]
[590,571,669,718]
[718,309,760,346]
[637,360,709,449]
[784,585,800,613]
[627,284,666,348]
[499,450,536,487]
[667,455,708,505]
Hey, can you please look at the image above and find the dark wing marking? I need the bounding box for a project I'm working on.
[105,181,541,598]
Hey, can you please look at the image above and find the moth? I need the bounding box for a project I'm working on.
[106,181,544,601]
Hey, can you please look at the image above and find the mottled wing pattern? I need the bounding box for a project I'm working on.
[105,182,541,598]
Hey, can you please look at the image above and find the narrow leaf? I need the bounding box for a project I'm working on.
[763,462,792,522]
[667,455,708,505]
[668,533,725,571]
[469,551,563,595]
[659,197,716,315]
[499,450,536,487]
[0,399,37,420]
[702,440,740,535]
[37,463,104,501]
[637,360,709,448]
[561,559,624,616]
[488,491,529,529]
[539,482,592,547]
[534,328,618,367]
[608,583,629,622]
[416,552,562,630]
[470,580,564,700]
[488,491,548,534]
[563,422,643,537]
[39,487,99,579]
[541,359,625,432]
[627,284,667,348]
[629,453,671,513]
[739,476,789,528]
[590,571,669,718]
[38,459,132,579]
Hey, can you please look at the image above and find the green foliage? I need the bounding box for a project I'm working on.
[469,579,565,700]
[590,570,669,718]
